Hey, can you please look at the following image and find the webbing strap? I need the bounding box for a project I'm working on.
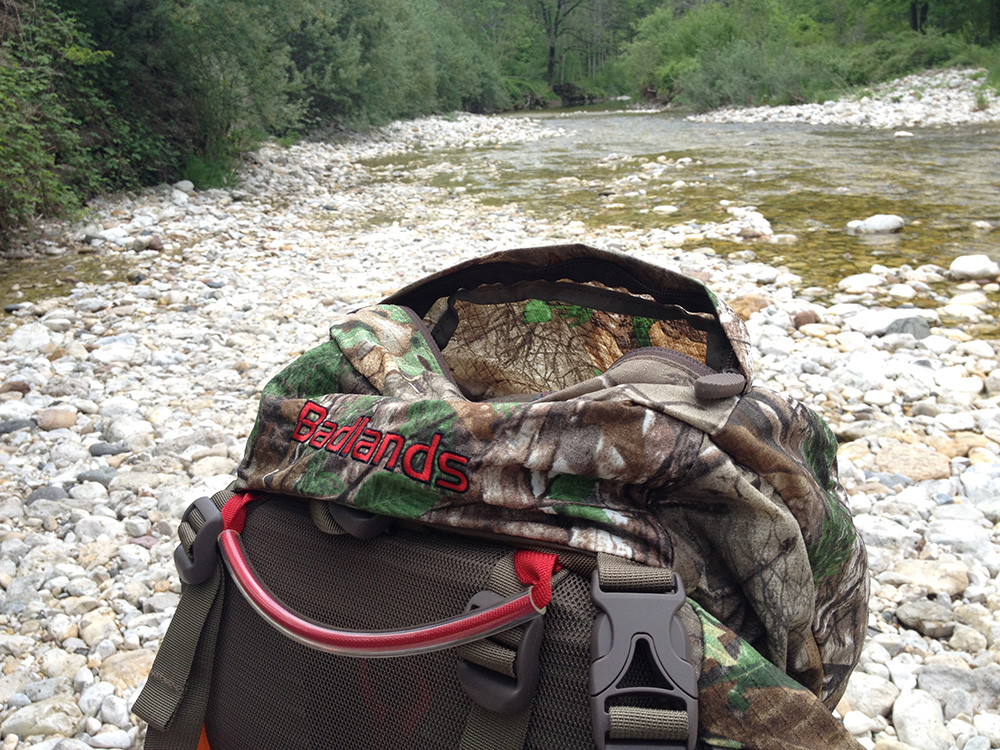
[308,500,349,535]
[609,706,689,741]
[459,704,533,750]
[456,551,539,750]
[597,551,676,593]
[141,570,226,749]
[132,488,234,747]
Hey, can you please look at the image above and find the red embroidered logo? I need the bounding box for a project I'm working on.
[291,400,469,493]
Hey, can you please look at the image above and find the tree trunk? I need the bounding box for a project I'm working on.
[547,43,556,88]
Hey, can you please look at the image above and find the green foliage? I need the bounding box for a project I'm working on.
[0,0,117,242]
[836,29,978,86]
[6,0,1000,243]
[624,0,1000,111]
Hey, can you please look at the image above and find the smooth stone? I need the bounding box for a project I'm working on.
[896,598,956,639]
[88,442,128,457]
[973,714,1000,746]
[886,317,931,339]
[78,682,115,717]
[27,485,70,504]
[875,444,951,481]
[892,689,953,750]
[838,273,884,292]
[963,736,991,750]
[77,468,118,488]
[844,671,900,717]
[848,214,905,234]
[88,729,132,748]
[949,254,1000,280]
[882,559,969,596]
[99,694,132,728]
[0,418,35,434]
[6,322,56,353]
[37,408,78,431]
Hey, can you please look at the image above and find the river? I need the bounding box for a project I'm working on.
[381,108,1000,296]
[4,108,999,315]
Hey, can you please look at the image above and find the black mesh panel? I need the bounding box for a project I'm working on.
[205,496,599,750]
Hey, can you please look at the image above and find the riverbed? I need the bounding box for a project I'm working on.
[0,76,998,750]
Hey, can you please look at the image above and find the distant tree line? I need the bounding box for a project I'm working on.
[2,0,998,242]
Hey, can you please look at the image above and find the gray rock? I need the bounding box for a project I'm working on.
[78,682,115,717]
[0,418,35,434]
[944,688,975,720]
[7,322,56,352]
[886,316,931,339]
[896,598,956,639]
[77,467,118,488]
[27,485,69,504]
[918,664,1000,712]
[0,695,83,737]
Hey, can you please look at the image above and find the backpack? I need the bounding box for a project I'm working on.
[133,244,868,750]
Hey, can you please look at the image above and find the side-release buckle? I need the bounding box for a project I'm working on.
[456,590,544,714]
[590,571,698,750]
[174,496,224,585]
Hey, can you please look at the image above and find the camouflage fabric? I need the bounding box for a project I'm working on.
[235,244,867,745]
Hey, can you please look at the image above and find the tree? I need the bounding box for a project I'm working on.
[534,0,589,88]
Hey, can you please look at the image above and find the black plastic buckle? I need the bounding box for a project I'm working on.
[174,496,224,586]
[590,571,698,750]
[456,590,544,714]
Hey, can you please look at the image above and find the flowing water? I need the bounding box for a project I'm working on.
[410,109,1000,295]
[4,109,999,314]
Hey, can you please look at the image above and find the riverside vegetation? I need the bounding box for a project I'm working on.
[0,70,997,748]
[3,0,1000,243]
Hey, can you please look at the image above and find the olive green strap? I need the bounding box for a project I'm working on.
[456,553,538,750]
[132,488,234,747]
[610,705,689,742]
[459,704,534,750]
[140,569,226,749]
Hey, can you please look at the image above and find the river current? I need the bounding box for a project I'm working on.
[413,109,1000,293]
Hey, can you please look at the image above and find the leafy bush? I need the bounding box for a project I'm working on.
[837,30,978,87]
[0,0,115,242]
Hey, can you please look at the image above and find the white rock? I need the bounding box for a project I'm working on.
[838,273,884,292]
[6,322,55,353]
[973,713,1000,746]
[949,254,999,280]
[893,689,953,750]
[847,214,905,234]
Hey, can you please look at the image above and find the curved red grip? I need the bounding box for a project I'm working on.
[218,529,546,657]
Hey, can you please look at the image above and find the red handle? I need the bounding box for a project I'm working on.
[218,529,547,657]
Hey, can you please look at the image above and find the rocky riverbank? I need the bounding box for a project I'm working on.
[0,109,998,750]
[688,68,1000,128]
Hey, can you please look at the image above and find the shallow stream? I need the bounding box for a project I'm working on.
[385,109,1000,294]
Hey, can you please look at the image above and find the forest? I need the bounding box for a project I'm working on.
[2,0,999,241]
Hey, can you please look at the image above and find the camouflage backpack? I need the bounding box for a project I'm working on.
[135,244,868,750]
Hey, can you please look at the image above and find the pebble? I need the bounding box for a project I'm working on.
[0,92,995,749]
[687,68,1000,128]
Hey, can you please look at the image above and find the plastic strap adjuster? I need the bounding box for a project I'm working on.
[590,571,698,750]
[457,590,544,714]
[174,496,224,585]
